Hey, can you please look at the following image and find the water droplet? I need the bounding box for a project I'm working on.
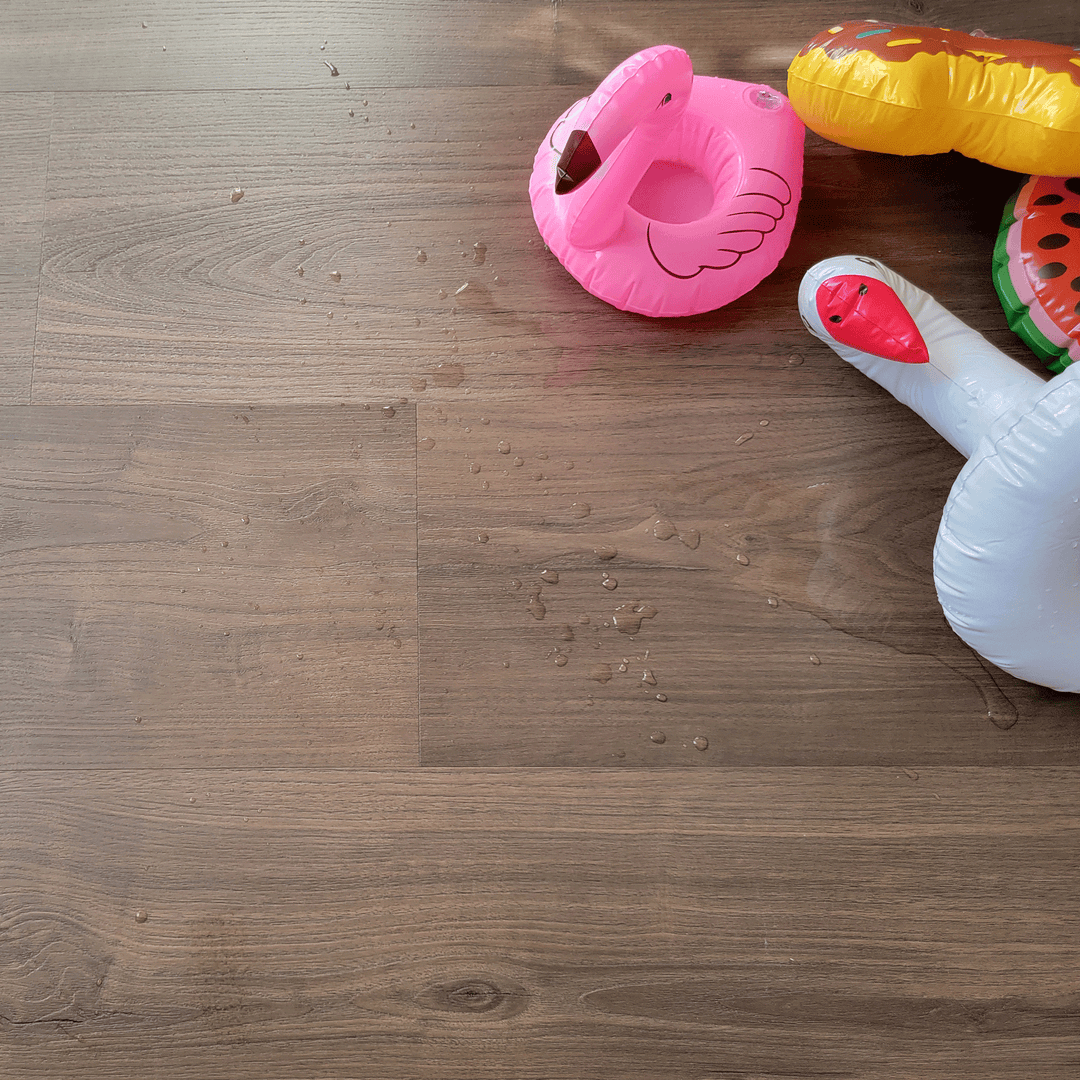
[787,354,804,366]
[653,518,677,540]
[438,289,448,299]
[134,910,148,924]
[560,625,575,641]
[230,188,244,203]
[693,736,709,751]
[650,731,666,744]
[554,652,569,667]
[481,481,489,490]
[455,281,470,295]
[329,270,341,282]
[641,669,657,686]
[300,298,307,304]
[418,437,435,450]
[477,532,489,543]
[497,440,511,454]
[327,310,333,318]
[612,603,657,634]
[513,456,524,467]
[469,462,481,474]
[539,569,559,584]
[594,546,617,560]
[590,664,613,684]
[345,82,350,89]
[577,615,590,625]
[296,652,304,660]
[323,61,339,75]
[528,590,546,620]
[349,109,354,117]
[735,553,749,565]
[502,660,510,668]
[241,515,249,524]
[601,576,618,591]
[296,266,305,277]
[411,377,428,392]
[735,432,753,445]
[655,693,668,702]
[416,249,428,263]
[809,654,821,665]
[382,405,396,418]
[473,242,487,264]
[767,597,779,608]
[678,528,700,550]
[510,579,522,589]
[759,419,770,427]
[570,502,591,519]
[390,638,402,648]
[299,238,306,245]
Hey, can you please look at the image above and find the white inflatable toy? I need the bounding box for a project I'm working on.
[799,255,1080,692]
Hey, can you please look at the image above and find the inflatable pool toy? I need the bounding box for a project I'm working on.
[529,45,805,318]
[994,174,1080,373]
[787,21,1080,176]
[799,255,1080,692]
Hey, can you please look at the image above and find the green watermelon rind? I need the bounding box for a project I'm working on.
[991,181,1073,376]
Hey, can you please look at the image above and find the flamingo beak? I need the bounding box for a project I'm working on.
[555,129,602,194]
[815,275,930,364]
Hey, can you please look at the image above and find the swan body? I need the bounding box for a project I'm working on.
[530,45,805,318]
[800,255,1080,692]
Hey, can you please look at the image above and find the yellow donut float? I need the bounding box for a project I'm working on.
[787,20,1080,176]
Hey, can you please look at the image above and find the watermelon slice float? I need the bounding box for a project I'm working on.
[993,175,1080,374]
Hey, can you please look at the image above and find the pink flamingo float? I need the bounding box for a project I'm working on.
[530,45,805,318]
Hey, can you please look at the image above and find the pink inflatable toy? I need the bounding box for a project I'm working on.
[529,45,805,318]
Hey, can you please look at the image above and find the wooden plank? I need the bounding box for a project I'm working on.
[0,1,1075,92]
[418,395,1080,765]
[0,406,418,767]
[0,95,51,404]
[1,768,1077,1078]
[33,85,1036,404]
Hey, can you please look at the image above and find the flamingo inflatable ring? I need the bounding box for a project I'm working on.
[529,46,805,318]
[800,255,1080,692]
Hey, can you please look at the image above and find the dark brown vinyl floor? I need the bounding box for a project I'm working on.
[2,3,1078,1077]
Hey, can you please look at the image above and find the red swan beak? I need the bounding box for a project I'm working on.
[816,275,930,364]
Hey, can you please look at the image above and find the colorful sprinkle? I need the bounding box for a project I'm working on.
[856,28,893,38]
[886,39,922,47]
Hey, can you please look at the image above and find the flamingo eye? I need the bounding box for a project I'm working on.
[659,92,672,106]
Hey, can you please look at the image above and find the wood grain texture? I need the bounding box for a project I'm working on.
[0,406,418,767]
[29,23,1052,404]
[418,394,1080,763]
[0,95,51,404]
[2,1,1080,1076]
[0,1,1074,91]
[2,769,1078,1079]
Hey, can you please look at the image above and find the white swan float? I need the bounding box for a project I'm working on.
[799,255,1080,692]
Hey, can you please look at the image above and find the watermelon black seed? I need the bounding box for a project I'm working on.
[1063,213,1080,229]
[1038,233,1071,250]
[1067,178,1080,196]
[1035,193,1065,205]
[1072,277,1080,292]
[1038,263,1068,279]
